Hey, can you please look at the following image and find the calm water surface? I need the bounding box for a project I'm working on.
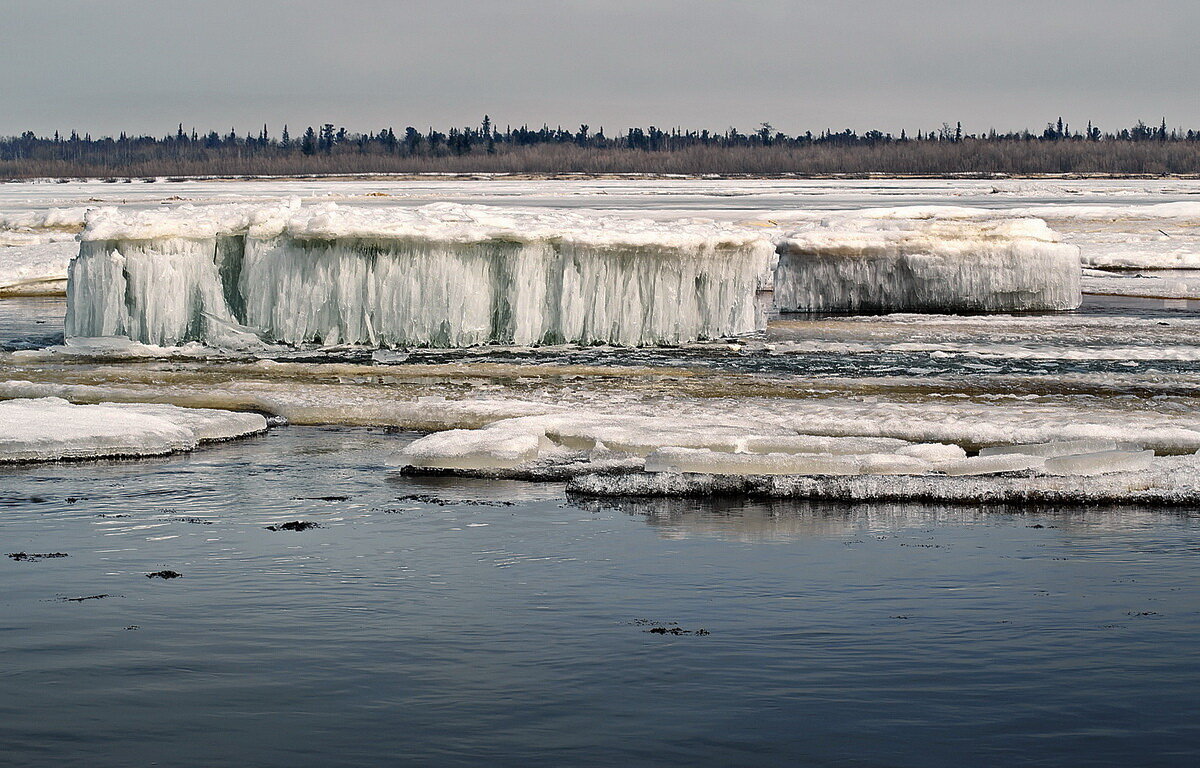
[2,427,1199,767]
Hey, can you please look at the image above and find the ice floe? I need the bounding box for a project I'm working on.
[0,397,267,462]
[388,405,1200,504]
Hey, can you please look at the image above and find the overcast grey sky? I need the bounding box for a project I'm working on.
[3,0,1198,137]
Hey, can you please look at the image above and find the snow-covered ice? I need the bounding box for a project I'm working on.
[0,241,76,295]
[383,405,1200,503]
[0,396,267,462]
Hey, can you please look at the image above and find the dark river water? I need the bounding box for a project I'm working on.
[3,426,1199,767]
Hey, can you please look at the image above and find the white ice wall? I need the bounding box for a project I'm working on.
[774,218,1082,313]
[65,203,777,347]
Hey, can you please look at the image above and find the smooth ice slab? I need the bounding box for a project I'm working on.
[66,202,777,348]
[978,439,1138,458]
[1043,449,1155,476]
[774,218,1081,313]
[940,454,1046,476]
[0,397,267,462]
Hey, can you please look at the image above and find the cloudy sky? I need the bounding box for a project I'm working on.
[4,0,1197,138]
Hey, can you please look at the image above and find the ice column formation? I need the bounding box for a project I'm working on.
[774,218,1082,313]
[66,202,777,347]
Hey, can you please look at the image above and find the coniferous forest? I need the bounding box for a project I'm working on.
[4,117,1200,178]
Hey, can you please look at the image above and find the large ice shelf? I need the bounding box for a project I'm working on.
[65,202,777,348]
[60,202,1101,349]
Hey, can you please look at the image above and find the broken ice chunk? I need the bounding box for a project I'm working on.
[978,439,1138,458]
[643,448,930,476]
[940,454,1046,476]
[1042,450,1155,476]
[856,454,934,475]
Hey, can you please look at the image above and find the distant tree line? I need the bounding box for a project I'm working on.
[3,117,1200,177]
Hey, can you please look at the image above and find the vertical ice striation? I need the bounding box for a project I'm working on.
[67,235,248,345]
[774,218,1081,313]
[66,203,777,348]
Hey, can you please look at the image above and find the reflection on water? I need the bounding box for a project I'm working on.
[2,427,1200,767]
[578,494,1200,543]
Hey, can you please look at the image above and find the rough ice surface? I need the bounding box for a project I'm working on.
[565,457,1200,506]
[0,207,89,294]
[775,218,1081,313]
[0,207,90,240]
[9,178,1200,504]
[66,202,777,348]
[0,396,267,462]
